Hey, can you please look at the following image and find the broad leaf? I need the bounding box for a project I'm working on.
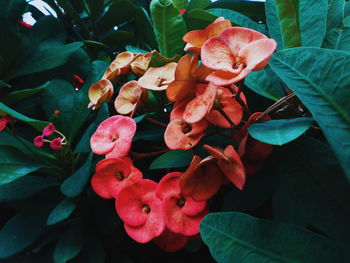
[150,0,187,57]
[149,51,181,67]
[135,6,158,50]
[1,87,45,105]
[0,0,26,21]
[47,198,77,226]
[323,27,350,52]
[0,146,45,185]
[172,0,188,10]
[149,150,192,169]
[269,47,350,181]
[326,0,345,31]
[186,0,211,11]
[60,152,93,198]
[31,16,66,44]
[200,212,347,263]
[248,117,314,146]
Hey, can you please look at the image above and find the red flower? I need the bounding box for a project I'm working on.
[153,228,189,252]
[179,9,186,15]
[43,123,56,137]
[18,21,32,28]
[0,115,15,131]
[33,135,45,147]
[72,74,85,91]
[91,157,142,199]
[90,115,136,158]
[115,179,165,243]
[157,172,208,236]
[50,137,63,150]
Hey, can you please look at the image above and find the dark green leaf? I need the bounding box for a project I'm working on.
[125,45,147,54]
[149,150,192,169]
[245,66,285,101]
[0,205,52,259]
[135,6,158,50]
[150,0,187,57]
[134,128,165,141]
[323,27,350,52]
[172,0,188,10]
[60,152,93,198]
[53,221,84,263]
[0,102,48,131]
[0,0,26,21]
[47,199,77,226]
[269,47,350,181]
[71,233,105,263]
[0,176,58,201]
[8,42,83,79]
[85,0,104,20]
[186,0,211,11]
[31,16,66,44]
[247,117,314,146]
[0,146,45,185]
[149,51,181,67]
[200,212,347,263]
[1,87,45,105]
[101,31,135,46]
[326,0,345,31]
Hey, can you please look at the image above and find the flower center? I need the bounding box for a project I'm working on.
[182,124,192,134]
[142,204,151,213]
[177,196,186,208]
[115,171,124,181]
[111,135,119,142]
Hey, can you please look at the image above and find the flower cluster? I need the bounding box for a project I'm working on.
[33,123,66,150]
[88,17,276,251]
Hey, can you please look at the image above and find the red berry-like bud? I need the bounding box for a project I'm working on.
[50,137,63,150]
[34,135,45,147]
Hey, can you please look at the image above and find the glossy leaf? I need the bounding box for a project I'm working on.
[326,0,345,31]
[31,16,66,44]
[269,47,350,181]
[135,6,158,49]
[149,150,192,170]
[201,212,347,263]
[60,152,93,198]
[248,117,314,146]
[244,66,285,101]
[53,221,84,263]
[172,0,188,10]
[47,198,77,226]
[1,87,45,105]
[148,51,181,67]
[150,0,187,57]
[323,27,350,52]
[0,146,45,185]
[186,0,211,11]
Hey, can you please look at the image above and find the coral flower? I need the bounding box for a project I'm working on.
[164,119,208,150]
[156,172,208,236]
[201,27,277,85]
[91,157,142,199]
[203,144,246,190]
[180,156,225,201]
[130,52,153,76]
[114,80,148,115]
[206,85,246,128]
[88,79,114,110]
[183,17,232,54]
[90,115,136,158]
[138,62,177,91]
[115,179,165,243]
[102,51,138,81]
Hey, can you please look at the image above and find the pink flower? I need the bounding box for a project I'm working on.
[156,172,208,236]
[33,135,45,147]
[201,27,277,85]
[72,74,85,90]
[0,115,15,131]
[50,137,63,150]
[43,123,56,136]
[179,9,186,15]
[90,115,136,158]
[18,21,32,28]
[91,157,142,199]
[115,179,165,243]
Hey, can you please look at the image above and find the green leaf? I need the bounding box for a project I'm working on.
[134,128,165,141]
[265,0,301,49]
[0,146,45,185]
[244,66,285,101]
[200,212,347,263]
[53,221,84,263]
[186,0,211,11]
[0,176,58,201]
[269,47,350,181]
[31,16,66,44]
[85,0,104,20]
[8,42,83,80]
[273,137,350,244]
[150,0,187,57]
[101,31,135,46]
[323,27,350,52]
[0,0,26,21]
[247,117,314,146]
[125,45,147,54]
[0,102,48,131]
[326,0,345,31]
[47,199,77,226]
[172,0,188,10]
[148,51,181,67]
[71,233,105,263]
[60,152,93,198]
[206,8,268,34]
[299,0,328,47]
[0,205,51,259]
[1,87,45,105]
[149,150,192,169]
[135,6,158,50]
[344,15,350,27]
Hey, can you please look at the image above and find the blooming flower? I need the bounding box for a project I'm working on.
[33,135,45,147]
[50,137,63,150]
[115,179,165,243]
[43,123,56,137]
[90,115,136,158]
[156,172,208,236]
[91,157,142,199]
[88,79,114,110]
[201,27,277,85]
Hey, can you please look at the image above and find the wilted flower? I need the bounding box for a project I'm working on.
[88,79,114,110]
[130,52,153,76]
[102,51,138,81]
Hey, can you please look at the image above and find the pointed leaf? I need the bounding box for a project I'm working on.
[149,150,192,170]
[47,199,77,226]
[323,27,350,52]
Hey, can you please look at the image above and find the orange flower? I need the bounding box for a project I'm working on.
[88,79,114,110]
[138,62,177,91]
[130,52,153,76]
[183,17,232,54]
[102,51,138,81]
[201,27,277,85]
[114,80,148,115]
